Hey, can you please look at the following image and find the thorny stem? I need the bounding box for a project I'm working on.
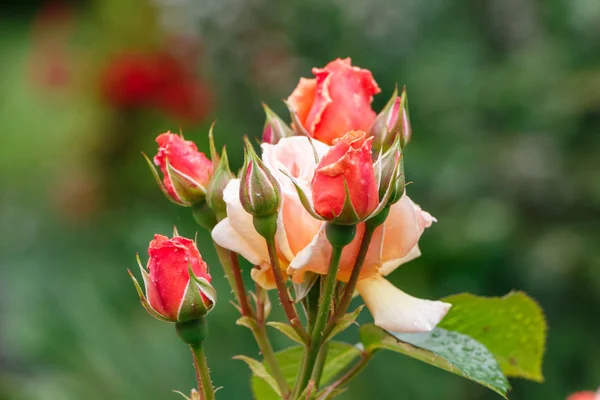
[293,242,344,397]
[323,226,376,340]
[265,238,310,344]
[190,344,215,400]
[213,243,254,318]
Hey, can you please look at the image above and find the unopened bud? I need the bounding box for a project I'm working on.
[262,104,294,144]
[370,86,411,152]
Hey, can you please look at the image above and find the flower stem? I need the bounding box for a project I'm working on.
[310,342,329,387]
[213,243,254,318]
[323,209,389,339]
[190,344,215,400]
[265,237,310,344]
[317,353,372,400]
[253,322,291,397]
[293,224,355,398]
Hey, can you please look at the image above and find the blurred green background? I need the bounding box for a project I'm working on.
[1,0,599,399]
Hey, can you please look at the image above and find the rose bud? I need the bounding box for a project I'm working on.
[239,138,281,219]
[373,137,405,207]
[567,389,600,400]
[312,131,379,224]
[287,58,381,145]
[206,147,234,221]
[147,131,213,206]
[261,104,294,145]
[129,233,216,322]
[370,86,411,152]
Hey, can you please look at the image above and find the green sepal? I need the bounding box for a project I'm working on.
[142,152,184,206]
[329,179,360,225]
[165,158,206,206]
[280,170,324,220]
[266,322,304,345]
[206,147,234,220]
[284,100,320,163]
[234,355,282,398]
[128,262,170,322]
[324,305,364,342]
[208,121,220,170]
[177,264,216,321]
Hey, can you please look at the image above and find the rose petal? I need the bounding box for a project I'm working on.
[287,77,317,125]
[356,275,451,333]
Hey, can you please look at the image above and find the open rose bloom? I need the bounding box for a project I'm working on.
[212,136,450,333]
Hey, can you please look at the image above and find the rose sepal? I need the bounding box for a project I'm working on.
[285,100,320,163]
[165,158,207,206]
[128,255,171,322]
[143,152,186,206]
[177,263,217,321]
[206,147,234,220]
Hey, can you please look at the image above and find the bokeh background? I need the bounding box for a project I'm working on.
[1,0,599,399]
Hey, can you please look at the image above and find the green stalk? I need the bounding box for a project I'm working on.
[190,344,215,400]
[293,244,343,396]
[310,342,329,387]
[316,353,373,400]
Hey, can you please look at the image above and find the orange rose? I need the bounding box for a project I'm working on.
[287,58,380,145]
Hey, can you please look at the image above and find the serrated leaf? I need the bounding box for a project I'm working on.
[324,305,364,342]
[251,342,361,400]
[267,322,304,345]
[234,355,281,397]
[360,324,510,398]
[438,291,546,382]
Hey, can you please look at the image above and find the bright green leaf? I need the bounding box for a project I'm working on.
[439,291,546,381]
[251,342,361,400]
[267,322,304,345]
[360,324,510,398]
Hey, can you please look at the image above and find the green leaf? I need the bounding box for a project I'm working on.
[360,324,510,398]
[267,322,304,345]
[251,342,361,400]
[438,291,546,381]
[324,305,364,342]
[234,355,281,397]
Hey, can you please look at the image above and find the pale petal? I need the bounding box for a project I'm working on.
[356,275,451,333]
[212,218,263,266]
[250,263,277,290]
[288,223,365,283]
[211,180,269,264]
[379,193,435,275]
[379,245,421,277]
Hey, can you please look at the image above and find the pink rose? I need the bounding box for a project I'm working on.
[287,58,381,145]
[153,132,213,205]
[312,131,379,222]
[132,234,215,322]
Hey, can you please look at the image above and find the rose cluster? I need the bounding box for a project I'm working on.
[135,57,449,334]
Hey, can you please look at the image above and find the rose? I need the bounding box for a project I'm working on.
[153,132,213,205]
[568,390,600,400]
[131,233,215,322]
[287,58,381,145]
[212,136,450,333]
[312,130,379,222]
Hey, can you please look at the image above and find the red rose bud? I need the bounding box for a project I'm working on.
[129,233,216,322]
[239,138,281,218]
[373,137,405,206]
[151,132,213,206]
[567,391,600,400]
[261,104,294,144]
[312,131,379,224]
[370,86,411,151]
[287,58,381,145]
